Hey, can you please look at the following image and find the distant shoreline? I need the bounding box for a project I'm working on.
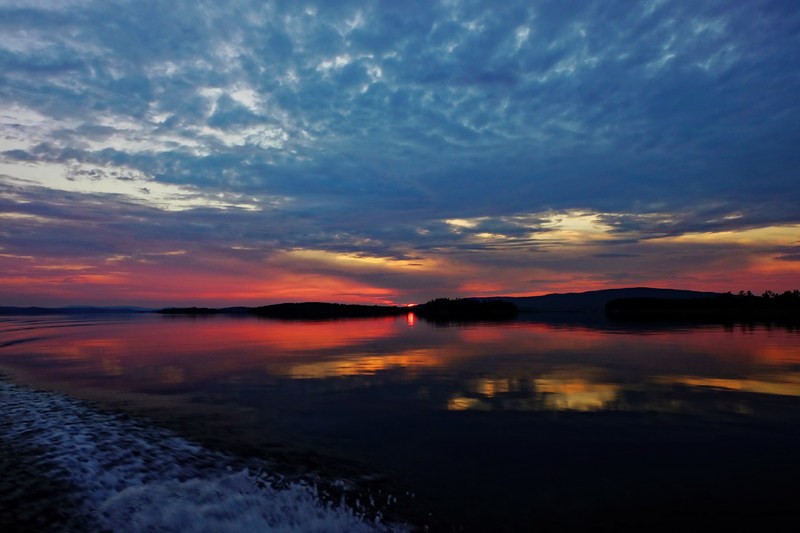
[3,287,798,324]
[158,302,407,319]
[158,298,519,322]
[606,292,800,324]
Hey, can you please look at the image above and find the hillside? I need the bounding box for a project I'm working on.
[487,288,720,314]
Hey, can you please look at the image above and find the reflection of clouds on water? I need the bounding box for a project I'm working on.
[447,396,491,411]
[160,365,185,384]
[100,357,123,376]
[753,344,800,365]
[4,316,800,533]
[3,315,800,421]
[536,376,619,411]
[447,369,621,412]
[661,373,800,398]
[446,364,800,415]
[469,377,513,397]
[288,349,443,379]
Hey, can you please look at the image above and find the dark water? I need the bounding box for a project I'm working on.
[2,313,800,531]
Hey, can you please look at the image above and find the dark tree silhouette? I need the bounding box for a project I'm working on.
[606,290,800,323]
[412,298,518,323]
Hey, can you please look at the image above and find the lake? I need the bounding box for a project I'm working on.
[2,313,799,531]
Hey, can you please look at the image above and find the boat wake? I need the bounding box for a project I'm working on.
[0,379,406,532]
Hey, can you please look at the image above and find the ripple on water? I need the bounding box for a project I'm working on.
[0,379,407,532]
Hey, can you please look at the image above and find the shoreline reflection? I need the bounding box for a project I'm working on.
[0,314,799,419]
[3,314,800,533]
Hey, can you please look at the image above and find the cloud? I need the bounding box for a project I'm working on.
[0,0,799,304]
[774,247,800,262]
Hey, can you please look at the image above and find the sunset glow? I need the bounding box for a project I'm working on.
[1,1,798,306]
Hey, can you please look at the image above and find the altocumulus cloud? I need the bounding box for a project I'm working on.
[1,0,799,305]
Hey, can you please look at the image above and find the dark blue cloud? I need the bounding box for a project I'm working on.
[1,0,799,297]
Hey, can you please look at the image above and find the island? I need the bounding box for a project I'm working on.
[157,298,518,322]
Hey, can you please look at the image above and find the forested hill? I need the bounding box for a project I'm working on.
[488,288,720,314]
[606,291,800,322]
[158,299,518,322]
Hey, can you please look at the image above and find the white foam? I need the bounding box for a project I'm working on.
[0,380,405,532]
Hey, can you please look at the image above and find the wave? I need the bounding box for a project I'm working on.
[0,379,406,532]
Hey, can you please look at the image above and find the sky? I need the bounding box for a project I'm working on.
[1,0,799,307]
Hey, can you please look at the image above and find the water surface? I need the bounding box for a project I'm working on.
[2,313,799,531]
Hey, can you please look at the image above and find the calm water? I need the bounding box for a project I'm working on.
[2,313,800,531]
